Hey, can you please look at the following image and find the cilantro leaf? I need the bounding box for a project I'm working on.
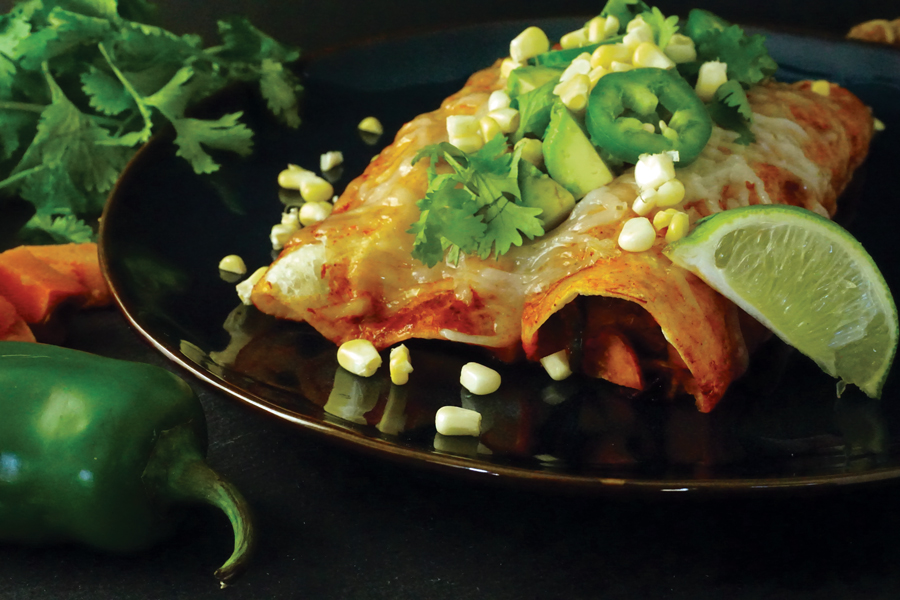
[110,23,202,81]
[81,65,135,115]
[510,78,558,143]
[640,6,680,49]
[0,109,36,161]
[258,58,302,128]
[409,137,544,266]
[20,210,95,244]
[684,9,777,88]
[0,0,302,245]
[62,0,119,21]
[15,8,112,71]
[408,177,486,267]
[707,79,755,144]
[414,141,466,183]
[216,17,301,64]
[19,164,105,216]
[466,134,522,205]
[0,10,32,87]
[477,196,544,259]
[170,112,254,175]
[10,68,133,211]
[142,65,197,119]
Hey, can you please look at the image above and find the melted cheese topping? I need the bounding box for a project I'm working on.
[254,66,870,355]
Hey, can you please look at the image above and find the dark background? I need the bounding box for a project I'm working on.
[145,0,896,53]
[3,1,900,599]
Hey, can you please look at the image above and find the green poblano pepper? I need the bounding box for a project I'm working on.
[0,342,254,586]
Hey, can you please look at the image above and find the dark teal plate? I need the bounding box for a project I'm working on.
[100,19,900,494]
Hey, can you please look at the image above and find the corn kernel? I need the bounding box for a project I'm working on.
[585,18,605,43]
[479,116,503,143]
[610,61,633,72]
[665,211,690,243]
[652,208,678,230]
[559,54,592,83]
[540,350,572,381]
[591,43,631,69]
[554,74,590,112]
[618,217,656,252]
[560,28,588,49]
[299,175,334,203]
[389,344,414,385]
[277,164,312,190]
[695,61,728,102]
[270,222,298,250]
[811,80,831,96]
[236,266,268,305]
[664,33,697,63]
[500,57,523,79]
[298,201,333,226]
[281,208,300,228]
[450,134,485,154]
[588,15,619,43]
[358,116,383,135]
[632,191,656,216]
[488,107,520,134]
[320,150,344,172]
[632,42,676,69]
[875,118,886,132]
[337,339,382,377]
[514,137,543,167]
[460,362,501,395]
[654,178,685,207]
[588,65,609,86]
[634,152,676,191]
[435,406,482,437]
[218,254,246,275]
[510,26,550,63]
[626,14,649,32]
[446,115,480,139]
[488,90,512,111]
[623,17,654,49]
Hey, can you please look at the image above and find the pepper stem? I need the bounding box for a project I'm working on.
[144,423,256,587]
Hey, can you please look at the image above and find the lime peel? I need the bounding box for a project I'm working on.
[664,205,898,398]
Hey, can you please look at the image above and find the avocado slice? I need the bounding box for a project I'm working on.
[543,101,614,199]
[518,160,576,231]
[507,66,564,97]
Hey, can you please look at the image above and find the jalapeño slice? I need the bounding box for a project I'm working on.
[586,68,712,165]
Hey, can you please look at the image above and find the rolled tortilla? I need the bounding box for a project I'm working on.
[252,62,874,412]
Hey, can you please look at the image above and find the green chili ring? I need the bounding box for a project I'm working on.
[586,68,713,165]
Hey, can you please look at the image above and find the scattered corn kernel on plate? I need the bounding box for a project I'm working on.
[101,18,900,495]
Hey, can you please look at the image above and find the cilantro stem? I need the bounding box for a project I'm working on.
[98,42,154,143]
[0,101,46,114]
[0,164,46,191]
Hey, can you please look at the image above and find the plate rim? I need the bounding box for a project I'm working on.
[99,19,900,496]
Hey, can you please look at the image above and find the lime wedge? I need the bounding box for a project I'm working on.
[664,205,898,398]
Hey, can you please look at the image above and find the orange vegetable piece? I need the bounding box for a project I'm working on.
[584,328,645,391]
[24,243,112,307]
[0,294,35,342]
[0,246,87,324]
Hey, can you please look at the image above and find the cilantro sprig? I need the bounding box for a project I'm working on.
[0,0,302,244]
[407,136,544,267]
[680,8,778,144]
